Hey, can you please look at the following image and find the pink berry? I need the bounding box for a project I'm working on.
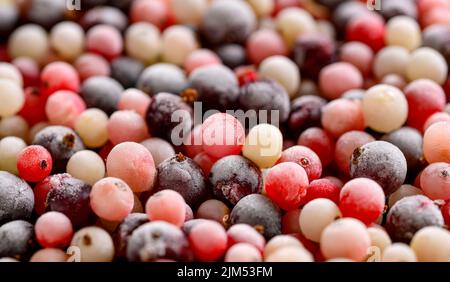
[117,89,151,118]
[45,90,86,128]
[90,177,134,222]
[145,190,186,227]
[321,218,371,261]
[130,0,171,30]
[40,62,80,97]
[106,142,156,193]
[321,99,365,138]
[227,223,266,252]
[224,243,262,262]
[277,145,322,181]
[108,110,149,145]
[298,127,335,167]
[423,121,450,163]
[339,41,374,77]
[35,211,73,248]
[184,49,221,74]
[30,248,68,262]
[424,112,450,132]
[339,178,386,225]
[319,62,363,100]
[246,29,287,65]
[265,162,309,211]
[74,53,111,81]
[404,79,446,131]
[201,113,245,159]
[420,162,450,201]
[189,220,227,261]
[86,25,123,61]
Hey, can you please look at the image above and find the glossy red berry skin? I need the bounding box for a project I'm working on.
[18,87,47,126]
[404,79,446,131]
[40,62,80,97]
[298,127,335,167]
[300,178,341,206]
[17,145,53,183]
[346,14,385,52]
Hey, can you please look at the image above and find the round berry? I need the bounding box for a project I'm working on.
[17,145,52,183]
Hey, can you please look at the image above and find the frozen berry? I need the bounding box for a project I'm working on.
[350,141,407,195]
[239,79,291,124]
[196,199,230,227]
[111,57,144,89]
[0,171,34,224]
[230,194,282,239]
[302,178,341,205]
[113,213,149,258]
[188,65,239,111]
[423,121,450,164]
[145,92,193,142]
[335,131,375,176]
[154,153,209,208]
[386,195,444,242]
[339,178,386,225]
[209,155,262,205]
[265,162,309,211]
[227,223,266,252]
[90,177,134,222]
[288,95,326,137]
[201,113,245,159]
[71,226,114,262]
[106,142,156,193]
[420,162,450,201]
[0,220,35,260]
[80,76,124,115]
[127,221,192,262]
[381,127,424,171]
[294,33,335,80]
[298,127,335,167]
[201,0,256,45]
[145,190,186,227]
[188,220,227,261]
[35,212,73,248]
[277,145,322,181]
[43,174,95,228]
[137,63,188,96]
[17,145,52,183]
[32,126,84,173]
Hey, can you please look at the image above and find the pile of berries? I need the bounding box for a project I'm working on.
[0,0,450,262]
